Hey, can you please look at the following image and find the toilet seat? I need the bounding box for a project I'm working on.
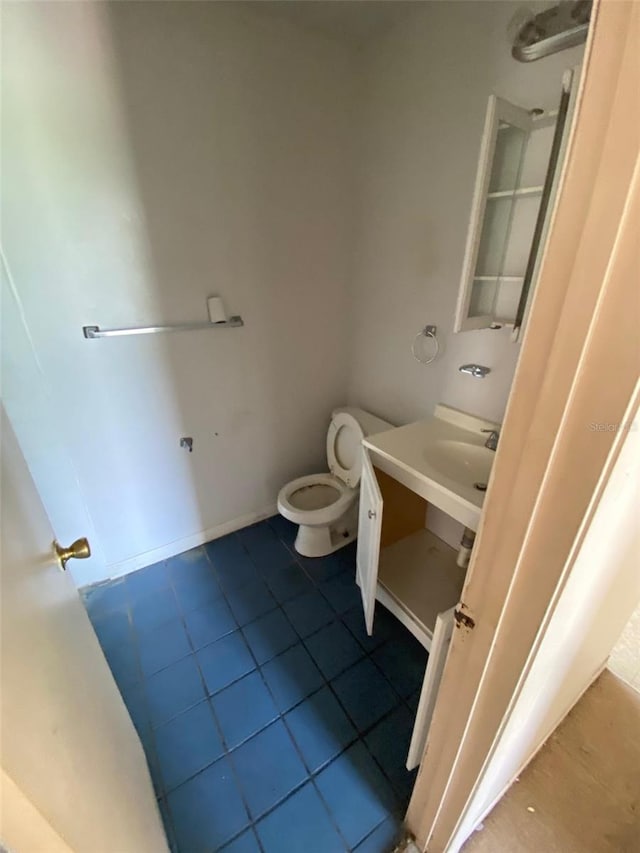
[326,411,365,488]
[277,473,356,527]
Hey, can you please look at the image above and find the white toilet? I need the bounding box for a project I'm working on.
[277,407,392,558]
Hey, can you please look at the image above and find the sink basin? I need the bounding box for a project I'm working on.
[363,405,501,531]
[426,440,494,486]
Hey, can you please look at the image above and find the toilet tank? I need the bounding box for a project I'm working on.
[331,407,393,439]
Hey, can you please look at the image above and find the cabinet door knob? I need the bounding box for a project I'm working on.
[367,509,376,520]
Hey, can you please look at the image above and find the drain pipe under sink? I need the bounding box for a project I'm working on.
[457,527,476,569]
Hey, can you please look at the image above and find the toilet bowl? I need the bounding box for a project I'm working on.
[277,407,392,558]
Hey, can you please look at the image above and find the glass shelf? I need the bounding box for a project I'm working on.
[486,186,544,199]
[473,275,524,283]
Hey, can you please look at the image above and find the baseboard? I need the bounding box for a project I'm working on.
[101,503,278,583]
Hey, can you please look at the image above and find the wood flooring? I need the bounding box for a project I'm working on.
[463,670,640,853]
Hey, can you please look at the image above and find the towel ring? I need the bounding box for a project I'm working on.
[411,325,439,365]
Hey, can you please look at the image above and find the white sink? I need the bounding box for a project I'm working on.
[363,404,501,531]
[427,440,494,487]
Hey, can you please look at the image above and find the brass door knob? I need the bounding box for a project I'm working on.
[53,537,91,570]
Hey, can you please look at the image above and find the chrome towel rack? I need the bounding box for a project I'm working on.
[83,316,244,339]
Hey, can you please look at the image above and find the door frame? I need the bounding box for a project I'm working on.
[406,0,640,849]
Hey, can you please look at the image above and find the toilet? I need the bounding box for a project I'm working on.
[277,407,392,558]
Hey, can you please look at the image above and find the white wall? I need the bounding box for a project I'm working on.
[2,2,355,583]
[1,256,109,583]
[2,1,586,586]
[347,1,584,426]
[451,421,640,850]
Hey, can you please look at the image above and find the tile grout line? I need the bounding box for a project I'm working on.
[101,535,414,806]
[184,533,328,850]
[88,518,416,851]
[99,612,411,814]
[219,521,420,833]
[164,542,265,852]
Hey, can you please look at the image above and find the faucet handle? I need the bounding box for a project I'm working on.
[481,429,500,451]
[459,363,490,378]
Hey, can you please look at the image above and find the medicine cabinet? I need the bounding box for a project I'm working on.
[454,69,577,338]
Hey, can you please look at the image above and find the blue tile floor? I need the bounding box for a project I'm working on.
[82,516,426,853]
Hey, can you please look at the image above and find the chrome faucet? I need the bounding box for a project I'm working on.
[459,363,491,379]
[482,429,500,451]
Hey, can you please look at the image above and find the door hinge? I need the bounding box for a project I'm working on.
[454,605,476,632]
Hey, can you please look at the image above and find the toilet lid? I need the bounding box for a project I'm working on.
[326,412,364,487]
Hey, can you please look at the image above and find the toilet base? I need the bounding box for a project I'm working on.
[292,504,358,559]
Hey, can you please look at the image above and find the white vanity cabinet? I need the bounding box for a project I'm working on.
[356,447,467,770]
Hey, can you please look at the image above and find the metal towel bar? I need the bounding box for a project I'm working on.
[83,316,244,339]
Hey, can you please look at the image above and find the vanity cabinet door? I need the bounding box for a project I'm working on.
[406,606,455,771]
[356,449,383,635]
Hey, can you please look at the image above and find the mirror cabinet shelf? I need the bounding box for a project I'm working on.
[486,186,543,199]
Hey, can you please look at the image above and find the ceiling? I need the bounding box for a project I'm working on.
[246,1,421,45]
